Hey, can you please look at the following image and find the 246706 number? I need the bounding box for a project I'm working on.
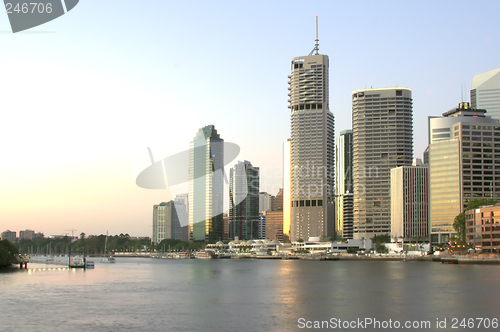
[5,3,53,14]
[451,318,499,329]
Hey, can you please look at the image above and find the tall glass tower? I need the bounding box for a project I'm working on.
[229,160,260,240]
[288,18,335,242]
[188,125,224,242]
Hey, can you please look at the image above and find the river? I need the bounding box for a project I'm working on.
[1,258,500,331]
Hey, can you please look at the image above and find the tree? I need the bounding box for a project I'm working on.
[454,199,498,243]
[375,243,388,253]
[372,234,390,244]
[453,213,466,243]
[0,240,19,267]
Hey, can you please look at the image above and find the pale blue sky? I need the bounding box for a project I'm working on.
[1,0,499,236]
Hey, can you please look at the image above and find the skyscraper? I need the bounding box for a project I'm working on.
[390,161,429,240]
[188,125,224,242]
[335,130,353,239]
[288,19,335,242]
[174,194,189,241]
[352,87,413,239]
[229,160,260,241]
[283,139,291,241]
[152,201,184,245]
[428,102,500,244]
[259,192,274,212]
[471,67,500,121]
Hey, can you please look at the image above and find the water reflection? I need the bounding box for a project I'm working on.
[2,259,500,331]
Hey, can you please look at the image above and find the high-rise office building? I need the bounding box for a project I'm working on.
[262,211,283,241]
[352,87,413,239]
[429,102,500,244]
[229,160,260,241]
[257,214,266,239]
[222,213,230,241]
[174,193,189,219]
[174,194,189,241]
[188,125,224,242]
[272,188,284,212]
[335,129,353,239]
[342,193,354,240]
[390,161,429,240]
[152,201,185,245]
[288,22,335,242]
[283,139,291,240]
[471,67,500,121]
[259,192,274,213]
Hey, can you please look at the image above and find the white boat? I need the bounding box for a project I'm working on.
[100,256,116,263]
[100,232,116,264]
[194,250,215,259]
[173,251,192,259]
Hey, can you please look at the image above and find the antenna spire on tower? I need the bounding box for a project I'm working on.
[309,15,320,56]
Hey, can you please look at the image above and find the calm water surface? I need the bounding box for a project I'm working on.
[1,258,500,331]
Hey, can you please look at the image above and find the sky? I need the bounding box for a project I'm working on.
[1,0,499,237]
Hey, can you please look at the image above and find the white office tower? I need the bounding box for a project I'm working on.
[390,165,429,240]
[471,68,500,121]
[352,88,413,239]
[288,18,335,242]
[259,192,274,213]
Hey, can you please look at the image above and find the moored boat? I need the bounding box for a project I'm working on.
[173,251,192,259]
[194,250,215,259]
[100,231,116,263]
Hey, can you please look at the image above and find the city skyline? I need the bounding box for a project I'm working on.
[1,1,499,236]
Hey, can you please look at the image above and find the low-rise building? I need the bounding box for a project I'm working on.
[19,229,35,240]
[262,211,283,241]
[466,204,500,253]
[1,230,16,242]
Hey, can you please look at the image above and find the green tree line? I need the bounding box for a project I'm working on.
[15,233,152,256]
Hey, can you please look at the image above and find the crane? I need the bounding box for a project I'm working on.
[65,228,77,238]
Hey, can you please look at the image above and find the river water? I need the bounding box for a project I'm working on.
[1,258,500,331]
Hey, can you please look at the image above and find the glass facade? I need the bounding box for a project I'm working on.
[429,104,500,244]
[188,125,224,242]
[335,130,353,239]
[229,161,260,240]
